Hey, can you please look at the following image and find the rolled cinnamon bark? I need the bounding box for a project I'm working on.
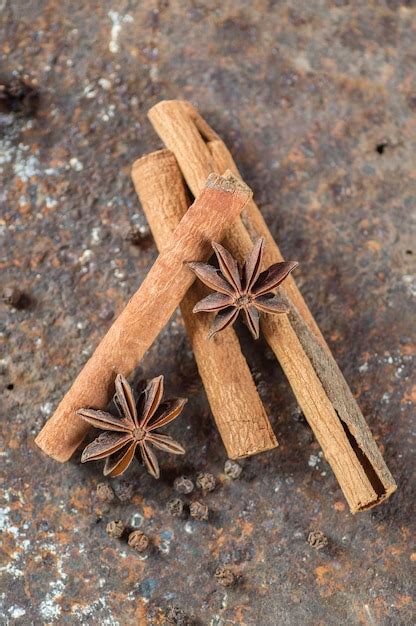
[131,149,277,458]
[35,171,252,462]
[148,99,396,512]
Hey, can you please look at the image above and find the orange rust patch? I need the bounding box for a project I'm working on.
[365,240,381,252]
[395,595,412,608]
[315,564,332,586]
[334,501,345,512]
[210,528,226,558]
[231,604,251,623]
[373,596,388,621]
[142,505,155,518]
[241,521,254,536]
[69,485,92,513]
[402,385,416,403]
[388,545,403,557]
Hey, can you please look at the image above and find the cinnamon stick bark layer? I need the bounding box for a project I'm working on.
[148,99,396,512]
[131,149,277,459]
[35,171,252,462]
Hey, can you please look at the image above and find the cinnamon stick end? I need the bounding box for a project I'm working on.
[352,481,397,514]
[35,428,78,463]
[205,170,252,198]
[131,148,174,176]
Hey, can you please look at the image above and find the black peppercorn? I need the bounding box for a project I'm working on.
[196,472,216,493]
[106,520,125,539]
[167,497,184,518]
[215,566,236,587]
[174,476,194,494]
[128,530,149,552]
[190,501,208,521]
[96,482,115,503]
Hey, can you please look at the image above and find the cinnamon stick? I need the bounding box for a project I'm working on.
[35,171,252,462]
[148,100,396,512]
[131,149,277,458]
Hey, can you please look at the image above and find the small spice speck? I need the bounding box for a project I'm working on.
[126,224,153,249]
[128,530,149,552]
[215,566,236,587]
[174,476,194,494]
[224,459,242,479]
[113,480,134,502]
[2,287,27,309]
[196,472,216,492]
[167,497,184,518]
[307,530,328,550]
[98,303,114,321]
[106,520,125,539]
[0,77,39,115]
[190,501,208,521]
[166,605,189,625]
[96,482,115,502]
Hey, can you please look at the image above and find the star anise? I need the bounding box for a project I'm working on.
[77,374,186,478]
[188,237,298,339]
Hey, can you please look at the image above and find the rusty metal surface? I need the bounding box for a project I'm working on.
[1,1,415,624]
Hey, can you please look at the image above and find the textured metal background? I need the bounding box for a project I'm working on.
[1,1,415,624]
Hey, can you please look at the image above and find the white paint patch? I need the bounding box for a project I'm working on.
[402,274,416,297]
[184,521,195,534]
[98,78,112,90]
[363,603,376,626]
[114,268,125,279]
[83,83,97,99]
[0,137,14,169]
[130,512,144,528]
[13,153,40,182]
[39,596,62,621]
[108,11,133,54]
[90,226,103,245]
[0,506,20,538]
[0,138,60,181]
[293,53,311,72]
[1,562,24,578]
[40,401,54,416]
[9,606,26,619]
[99,104,116,122]
[69,157,83,171]
[358,362,368,373]
[45,196,58,208]
[159,534,173,554]
[308,454,320,468]
[78,249,94,265]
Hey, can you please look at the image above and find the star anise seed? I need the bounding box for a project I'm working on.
[78,374,186,478]
[188,237,298,339]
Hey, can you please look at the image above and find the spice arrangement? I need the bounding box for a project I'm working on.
[35,99,396,514]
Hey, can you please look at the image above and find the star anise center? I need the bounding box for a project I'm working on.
[235,294,252,308]
[132,426,146,441]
